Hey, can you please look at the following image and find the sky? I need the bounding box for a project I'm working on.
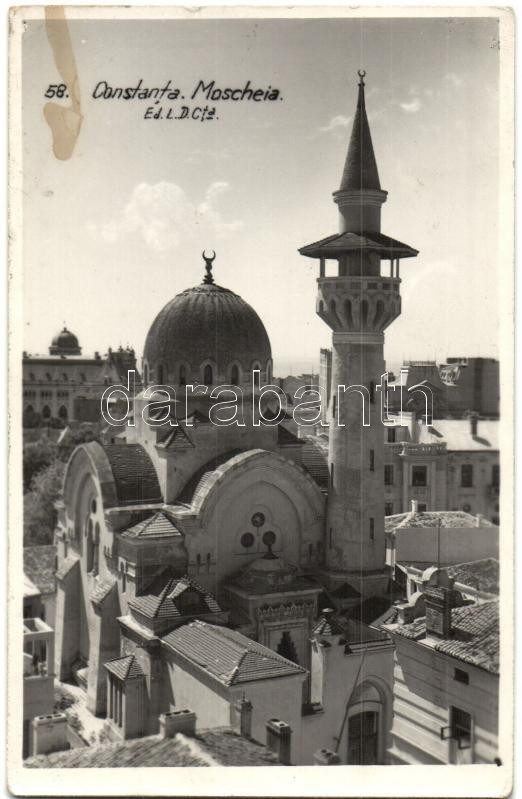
[22,14,500,376]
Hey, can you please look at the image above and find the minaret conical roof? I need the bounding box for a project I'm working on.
[339,71,381,192]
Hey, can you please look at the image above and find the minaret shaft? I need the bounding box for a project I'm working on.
[299,71,418,598]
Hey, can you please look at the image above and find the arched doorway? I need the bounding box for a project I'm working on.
[347,710,379,765]
[42,405,51,420]
[58,404,68,421]
[346,681,388,765]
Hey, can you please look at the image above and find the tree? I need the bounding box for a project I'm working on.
[23,460,65,546]
[23,437,58,492]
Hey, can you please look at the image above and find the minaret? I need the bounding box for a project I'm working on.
[299,71,418,598]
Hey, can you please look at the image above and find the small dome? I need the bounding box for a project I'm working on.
[143,256,271,387]
[233,551,300,593]
[49,326,81,356]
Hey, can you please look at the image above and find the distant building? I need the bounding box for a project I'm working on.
[388,357,499,419]
[23,327,139,427]
[383,415,499,522]
[382,566,499,765]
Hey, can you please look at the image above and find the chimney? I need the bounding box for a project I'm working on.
[475,513,483,527]
[32,713,69,756]
[470,412,479,437]
[424,576,460,639]
[234,695,253,738]
[159,709,196,739]
[266,719,292,765]
[314,748,341,765]
[410,499,419,514]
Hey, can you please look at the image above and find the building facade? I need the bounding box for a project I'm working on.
[23,327,138,426]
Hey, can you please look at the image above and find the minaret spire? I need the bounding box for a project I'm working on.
[339,70,381,192]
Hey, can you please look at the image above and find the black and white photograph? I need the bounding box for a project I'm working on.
[8,6,514,796]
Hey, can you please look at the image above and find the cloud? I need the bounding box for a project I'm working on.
[399,97,421,114]
[319,114,352,133]
[100,181,243,252]
[445,72,464,88]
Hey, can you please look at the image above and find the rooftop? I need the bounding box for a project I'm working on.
[121,512,182,540]
[442,559,499,595]
[418,419,499,451]
[23,545,57,596]
[103,444,163,507]
[393,599,499,674]
[162,620,306,686]
[25,729,279,768]
[129,571,222,623]
[385,510,496,532]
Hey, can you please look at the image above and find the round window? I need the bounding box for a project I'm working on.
[251,512,265,528]
[241,532,255,549]
[262,530,276,548]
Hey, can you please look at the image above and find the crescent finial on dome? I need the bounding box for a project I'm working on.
[202,250,216,285]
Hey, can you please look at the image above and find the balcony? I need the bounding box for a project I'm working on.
[396,442,447,457]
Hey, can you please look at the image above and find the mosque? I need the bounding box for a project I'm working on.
[52,72,417,764]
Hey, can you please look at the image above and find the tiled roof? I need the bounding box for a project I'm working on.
[177,449,241,505]
[418,419,499,451]
[156,426,194,451]
[104,654,145,681]
[314,613,345,637]
[395,600,499,674]
[23,545,56,595]
[385,510,496,532]
[443,559,499,595]
[163,620,305,685]
[129,572,222,622]
[103,444,163,506]
[121,512,181,540]
[300,439,329,492]
[55,556,80,582]
[90,578,116,606]
[277,425,304,446]
[25,729,279,768]
[299,231,418,260]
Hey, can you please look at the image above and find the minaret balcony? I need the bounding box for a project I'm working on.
[316,275,401,333]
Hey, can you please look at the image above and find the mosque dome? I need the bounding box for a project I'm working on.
[143,253,272,387]
[49,326,81,356]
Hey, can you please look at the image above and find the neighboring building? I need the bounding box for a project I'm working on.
[382,566,499,765]
[23,545,57,626]
[23,327,139,426]
[387,357,499,419]
[383,415,499,522]
[23,609,55,758]
[25,723,281,768]
[385,508,498,572]
[318,354,499,422]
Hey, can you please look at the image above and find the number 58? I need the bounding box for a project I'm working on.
[44,84,68,99]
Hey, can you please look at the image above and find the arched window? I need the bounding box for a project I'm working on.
[277,631,299,664]
[120,563,126,593]
[42,405,51,420]
[179,364,186,386]
[204,365,213,386]
[58,405,68,421]
[143,363,149,385]
[156,364,164,384]
[231,364,239,386]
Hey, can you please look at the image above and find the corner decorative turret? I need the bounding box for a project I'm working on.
[299,72,419,599]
